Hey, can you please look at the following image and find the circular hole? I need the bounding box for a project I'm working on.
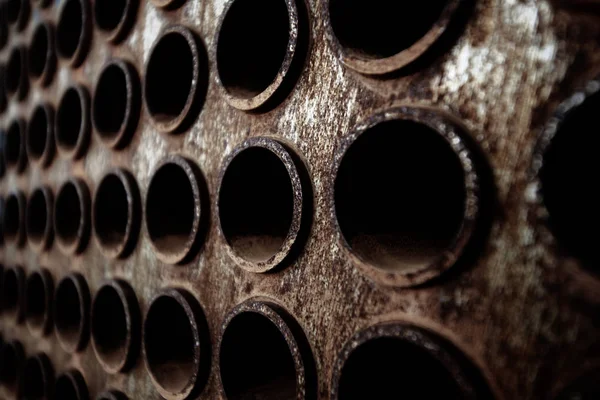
[55,371,89,400]
[92,285,128,365]
[329,0,447,61]
[27,104,54,166]
[94,0,125,32]
[29,23,49,78]
[27,106,48,161]
[0,341,24,393]
[25,270,53,334]
[94,174,127,249]
[20,354,54,400]
[93,61,140,147]
[94,171,139,257]
[55,274,90,352]
[338,337,460,398]
[144,290,208,397]
[0,18,8,50]
[0,198,4,243]
[92,280,140,373]
[219,147,294,263]
[57,0,89,63]
[5,119,24,170]
[2,267,23,317]
[94,64,127,136]
[55,180,88,251]
[56,86,89,158]
[334,119,466,274]
[6,47,22,95]
[220,311,298,400]
[217,0,290,99]
[0,66,7,113]
[146,158,203,264]
[145,31,192,122]
[4,193,23,243]
[539,90,600,271]
[145,27,206,133]
[26,187,53,249]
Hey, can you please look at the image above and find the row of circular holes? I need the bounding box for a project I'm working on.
[2,97,596,284]
[2,110,470,285]
[0,0,121,109]
[0,266,495,400]
[0,0,136,54]
[2,0,466,124]
[2,171,134,257]
[0,340,126,399]
[1,56,138,173]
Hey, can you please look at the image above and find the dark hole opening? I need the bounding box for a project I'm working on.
[93,65,127,139]
[27,106,49,161]
[0,197,4,243]
[4,194,21,241]
[28,24,49,78]
[55,373,84,400]
[329,0,448,60]
[92,285,128,365]
[220,312,297,400]
[219,148,294,262]
[145,32,194,122]
[2,268,20,315]
[6,0,21,24]
[56,88,83,151]
[55,182,83,248]
[146,163,195,255]
[334,120,466,273]
[6,47,21,94]
[94,0,126,32]
[0,343,21,392]
[27,189,48,245]
[21,357,47,399]
[144,295,196,392]
[55,278,83,346]
[217,0,290,98]
[539,90,600,271]
[94,174,128,249]
[0,19,7,51]
[25,272,48,329]
[338,336,463,399]
[57,0,83,59]
[0,66,7,113]
[5,120,21,168]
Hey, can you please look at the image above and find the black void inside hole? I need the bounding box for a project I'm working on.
[217,0,290,98]
[329,0,448,60]
[219,147,294,262]
[539,90,600,272]
[334,119,466,273]
[220,312,297,400]
[144,295,197,393]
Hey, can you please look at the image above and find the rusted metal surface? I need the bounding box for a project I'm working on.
[0,0,599,399]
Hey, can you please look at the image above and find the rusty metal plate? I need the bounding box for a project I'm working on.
[0,0,599,399]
